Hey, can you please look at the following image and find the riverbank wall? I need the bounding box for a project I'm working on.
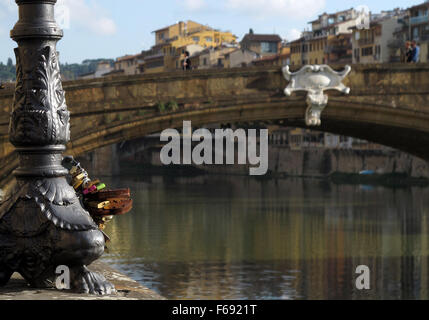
[77,144,429,180]
[268,147,429,179]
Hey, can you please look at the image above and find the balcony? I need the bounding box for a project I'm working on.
[358,38,374,46]
[325,46,348,54]
[410,15,429,25]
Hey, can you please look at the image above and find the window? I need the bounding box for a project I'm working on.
[203,58,207,65]
[146,60,164,69]
[413,27,419,40]
[292,45,301,53]
[205,37,213,42]
[361,46,373,56]
[261,42,278,53]
[354,48,360,62]
[193,36,200,43]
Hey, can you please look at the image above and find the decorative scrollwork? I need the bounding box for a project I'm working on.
[9,46,70,146]
[283,65,351,126]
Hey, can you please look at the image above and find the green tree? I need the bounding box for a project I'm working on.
[0,58,16,81]
[0,58,115,81]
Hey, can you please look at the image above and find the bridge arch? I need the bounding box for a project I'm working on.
[68,97,429,161]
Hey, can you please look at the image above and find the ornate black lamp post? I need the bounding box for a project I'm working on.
[0,0,114,294]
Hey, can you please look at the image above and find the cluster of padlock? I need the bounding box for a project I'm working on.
[62,156,132,232]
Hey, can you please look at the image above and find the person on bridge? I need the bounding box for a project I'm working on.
[411,41,420,63]
[405,41,413,63]
[183,51,191,71]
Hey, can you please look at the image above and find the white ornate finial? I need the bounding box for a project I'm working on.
[282,65,351,126]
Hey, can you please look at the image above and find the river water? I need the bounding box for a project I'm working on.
[101,174,429,300]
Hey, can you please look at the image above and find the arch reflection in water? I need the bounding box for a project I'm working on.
[102,175,429,300]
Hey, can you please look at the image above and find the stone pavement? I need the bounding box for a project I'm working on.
[0,261,165,300]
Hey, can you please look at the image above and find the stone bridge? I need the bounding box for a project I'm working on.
[1,64,429,185]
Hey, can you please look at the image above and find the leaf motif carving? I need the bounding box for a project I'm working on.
[9,46,70,146]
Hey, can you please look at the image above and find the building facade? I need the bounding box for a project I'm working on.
[269,127,365,150]
[240,30,282,57]
[224,48,260,68]
[153,20,237,49]
[174,44,205,70]
[387,3,429,63]
[114,54,144,75]
[289,8,362,66]
[78,61,114,79]
[406,2,429,62]
[194,46,237,69]
[351,10,406,64]
[149,20,237,72]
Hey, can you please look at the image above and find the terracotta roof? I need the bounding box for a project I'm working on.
[103,69,125,76]
[226,48,260,56]
[308,8,355,23]
[152,20,204,33]
[116,54,141,62]
[144,53,164,61]
[288,37,305,45]
[409,2,429,11]
[242,34,282,43]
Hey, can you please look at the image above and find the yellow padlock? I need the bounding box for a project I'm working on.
[73,179,84,190]
[69,166,79,175]
[74,172,86,181]
[88,201,110,209]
